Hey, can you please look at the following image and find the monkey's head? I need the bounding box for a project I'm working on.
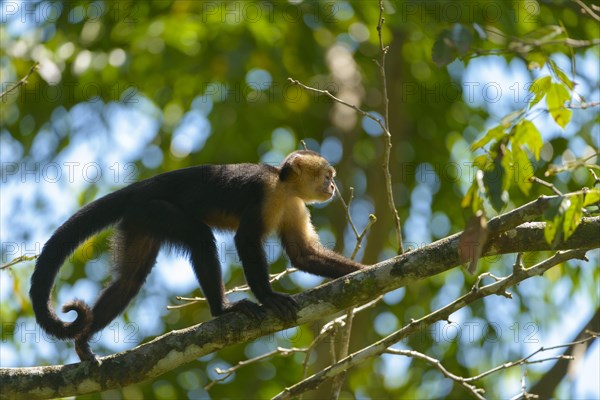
[280,150,337,203]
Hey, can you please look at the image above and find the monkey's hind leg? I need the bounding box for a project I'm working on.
[75,228,160,362]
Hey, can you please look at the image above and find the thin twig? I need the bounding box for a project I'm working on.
[1,255,38,270]
[384,349,485,399]
[529,176,563,196]
[376,0,404,254]
[288,78,387,132]
[567,101,600,109]
[463,334,597,382]
[167,268,297,309]
[588,168,600,186]
[205,347,308,390]
[0,62,39,99]
[334,185,360,239]
[572,0,600,22]
[330,182,375,398]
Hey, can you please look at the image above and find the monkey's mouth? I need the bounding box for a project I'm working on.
[322,188,335,199]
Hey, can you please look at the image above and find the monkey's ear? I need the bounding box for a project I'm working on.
[287,153,305,175]
[280,152,305,180]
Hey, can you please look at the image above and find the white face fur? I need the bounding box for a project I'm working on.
[287,153,336,203]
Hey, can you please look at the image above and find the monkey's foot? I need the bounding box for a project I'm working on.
[260,293,299,322]
[222,299,265,320]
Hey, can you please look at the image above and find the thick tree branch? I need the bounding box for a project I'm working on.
[1,196,598,399]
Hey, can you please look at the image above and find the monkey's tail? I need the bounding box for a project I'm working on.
[29,190,130,339]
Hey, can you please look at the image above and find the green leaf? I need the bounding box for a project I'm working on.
[529,76,551,108]
[549,60,575,89]
[512,119,543,160]
[583,188,600,207]
[552,108,573,129]
[523,25,564,41]
[543,196,577,247]
[563,194,583,240]
[500,109,525,128]
[432,30,455,67]
[512,147,533,195]
[525,52,548,69]
[543,196,563,221]
[483,155,507,212]
[432,24,473,66]
[471,125,505,151]
[544,218,559,246]
[473,154,491,170]
[546,83,572,128]
[451,23,473,55]
[500,147,514,191]
[462,180,483,214]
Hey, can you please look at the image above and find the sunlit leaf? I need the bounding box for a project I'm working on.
[473,154,491,169]
[525,52,548,69]
[461,180,484,215]
[512,119,543,160]
[529,76,551,108]
[563,194,583,240]
[471,125,505,151]
[583,188,600,207]
[549,60,575,89]
[500,109,525,128]
[544,217,559,246]
[512,147,533,195]
[500,147,513,191]
[543,196,571,247]
[551,108,573,129]
[546,82,572,128]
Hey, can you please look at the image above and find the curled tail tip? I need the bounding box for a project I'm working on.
[34,299,92,340]
[62,299,91,314]
[62,299,92,334]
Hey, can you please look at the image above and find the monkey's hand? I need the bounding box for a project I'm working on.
[260,292,299,322]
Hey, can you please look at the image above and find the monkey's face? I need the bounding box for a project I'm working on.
[282,151,337,203]
[300,164,336,203]
[317,168,336,201]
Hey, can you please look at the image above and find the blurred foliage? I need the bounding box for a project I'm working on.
[1,1,598,399]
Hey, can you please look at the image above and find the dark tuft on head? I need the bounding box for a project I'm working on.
[279,150,322,181]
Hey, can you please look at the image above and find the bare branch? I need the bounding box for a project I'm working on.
[375,0,404,254]
[205,347,308,390]
[272,249,589,399]
[572,0,600,22]
[384,348,485,399]
[0,62,39,99]
[464,334,598,383]
[530,176,563,196]
[168,268,297,310]
[1,255,38,270]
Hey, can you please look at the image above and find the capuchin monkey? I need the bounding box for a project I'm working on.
[30,150,365,362]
